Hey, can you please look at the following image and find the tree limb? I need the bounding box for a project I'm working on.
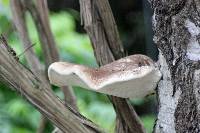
[10,0,78,131]
[0,37,103,133]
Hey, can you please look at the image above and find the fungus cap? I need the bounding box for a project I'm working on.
[48,54,162,98]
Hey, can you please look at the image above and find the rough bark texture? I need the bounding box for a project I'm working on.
[150,0,200,132]
[0,37,103,133]
[79,0,146,133]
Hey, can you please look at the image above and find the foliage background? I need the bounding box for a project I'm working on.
[0,0,157,132]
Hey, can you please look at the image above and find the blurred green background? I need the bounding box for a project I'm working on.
[0,0,157,133]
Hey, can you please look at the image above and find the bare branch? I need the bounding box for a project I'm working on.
[10,1,52,132]
[25,0,77,109]
[21,0,59,66]
[79,0,146,133]
[10,0,43,76]
[10,0,78,131]
[0,38,103,133]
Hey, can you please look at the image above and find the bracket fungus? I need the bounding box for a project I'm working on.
[48,54,162,98]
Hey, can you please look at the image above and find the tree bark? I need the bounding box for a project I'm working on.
[150,0,200,132]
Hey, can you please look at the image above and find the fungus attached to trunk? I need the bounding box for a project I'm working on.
[48,54,161,98]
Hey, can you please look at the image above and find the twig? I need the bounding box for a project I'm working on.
[17,43,36,58]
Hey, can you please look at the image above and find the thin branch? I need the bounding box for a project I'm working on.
[10,0,43,76]
[10,1,50,132]
[79,0,146,133]
[0,38,103,133]
[17,43,36,57]
[10,1,77,132]
[21,0,59,67]
[34,0,78,110]
[22,0,78,110]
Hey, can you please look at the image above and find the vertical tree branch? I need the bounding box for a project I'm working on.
[21,0,59,66]
[10,0,43,76]
[79,0,145,133]
[10,0,77,132]
[10,1,52,132]
[21,0,78,110]
[34,0,77,110]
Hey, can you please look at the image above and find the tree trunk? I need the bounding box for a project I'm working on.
[151,0,200,132]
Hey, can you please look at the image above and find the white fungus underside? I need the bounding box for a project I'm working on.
[48,63,161,98]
